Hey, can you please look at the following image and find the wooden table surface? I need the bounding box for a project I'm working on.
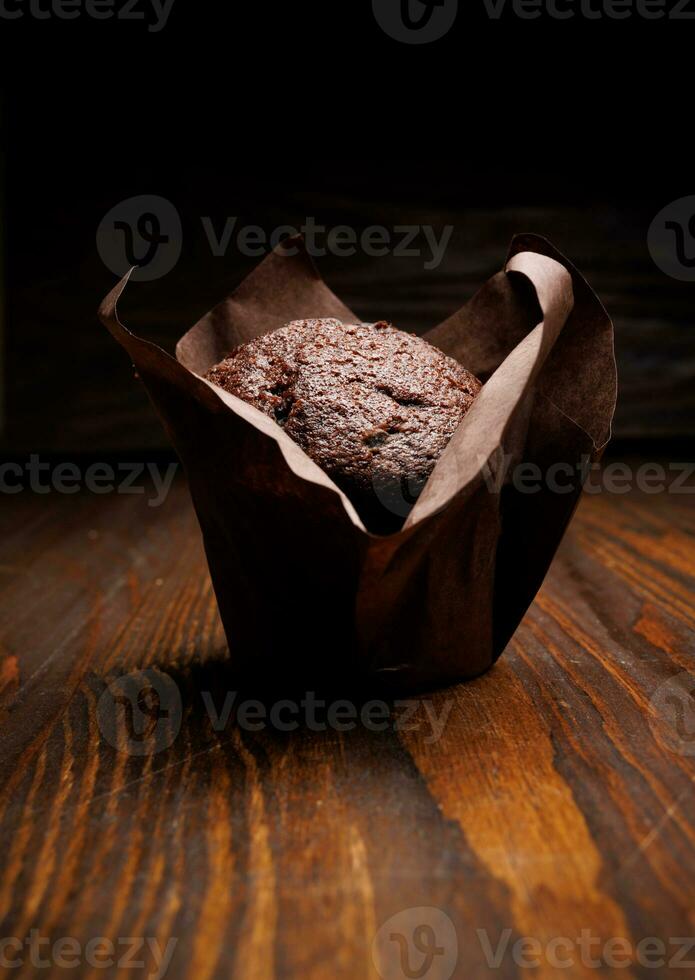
[1,463,694,979]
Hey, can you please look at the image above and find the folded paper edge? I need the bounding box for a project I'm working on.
[506,233,618,451]
[97,269,368,533]
[403,251,576,529]
[175,235,357,372]
[98,234,615,541]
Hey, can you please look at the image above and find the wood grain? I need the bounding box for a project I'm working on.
[6,199,695,451]
[0,466,693,978]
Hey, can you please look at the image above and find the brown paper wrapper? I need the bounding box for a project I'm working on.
[99,234,616,690]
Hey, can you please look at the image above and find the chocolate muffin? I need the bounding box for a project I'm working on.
[205,318,481,533]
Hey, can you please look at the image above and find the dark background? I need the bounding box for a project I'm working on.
[1,1,693,456]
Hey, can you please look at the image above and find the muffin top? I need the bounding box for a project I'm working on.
[205,318,481,533]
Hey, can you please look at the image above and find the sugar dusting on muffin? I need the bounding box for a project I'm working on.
[205,318,481,533]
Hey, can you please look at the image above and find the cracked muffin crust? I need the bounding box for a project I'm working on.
[205,318,481,533]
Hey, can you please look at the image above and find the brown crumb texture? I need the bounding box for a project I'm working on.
[204,318,481,533]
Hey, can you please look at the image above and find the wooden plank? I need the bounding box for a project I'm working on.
[6,202,695,450]
[0,472,693,978]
